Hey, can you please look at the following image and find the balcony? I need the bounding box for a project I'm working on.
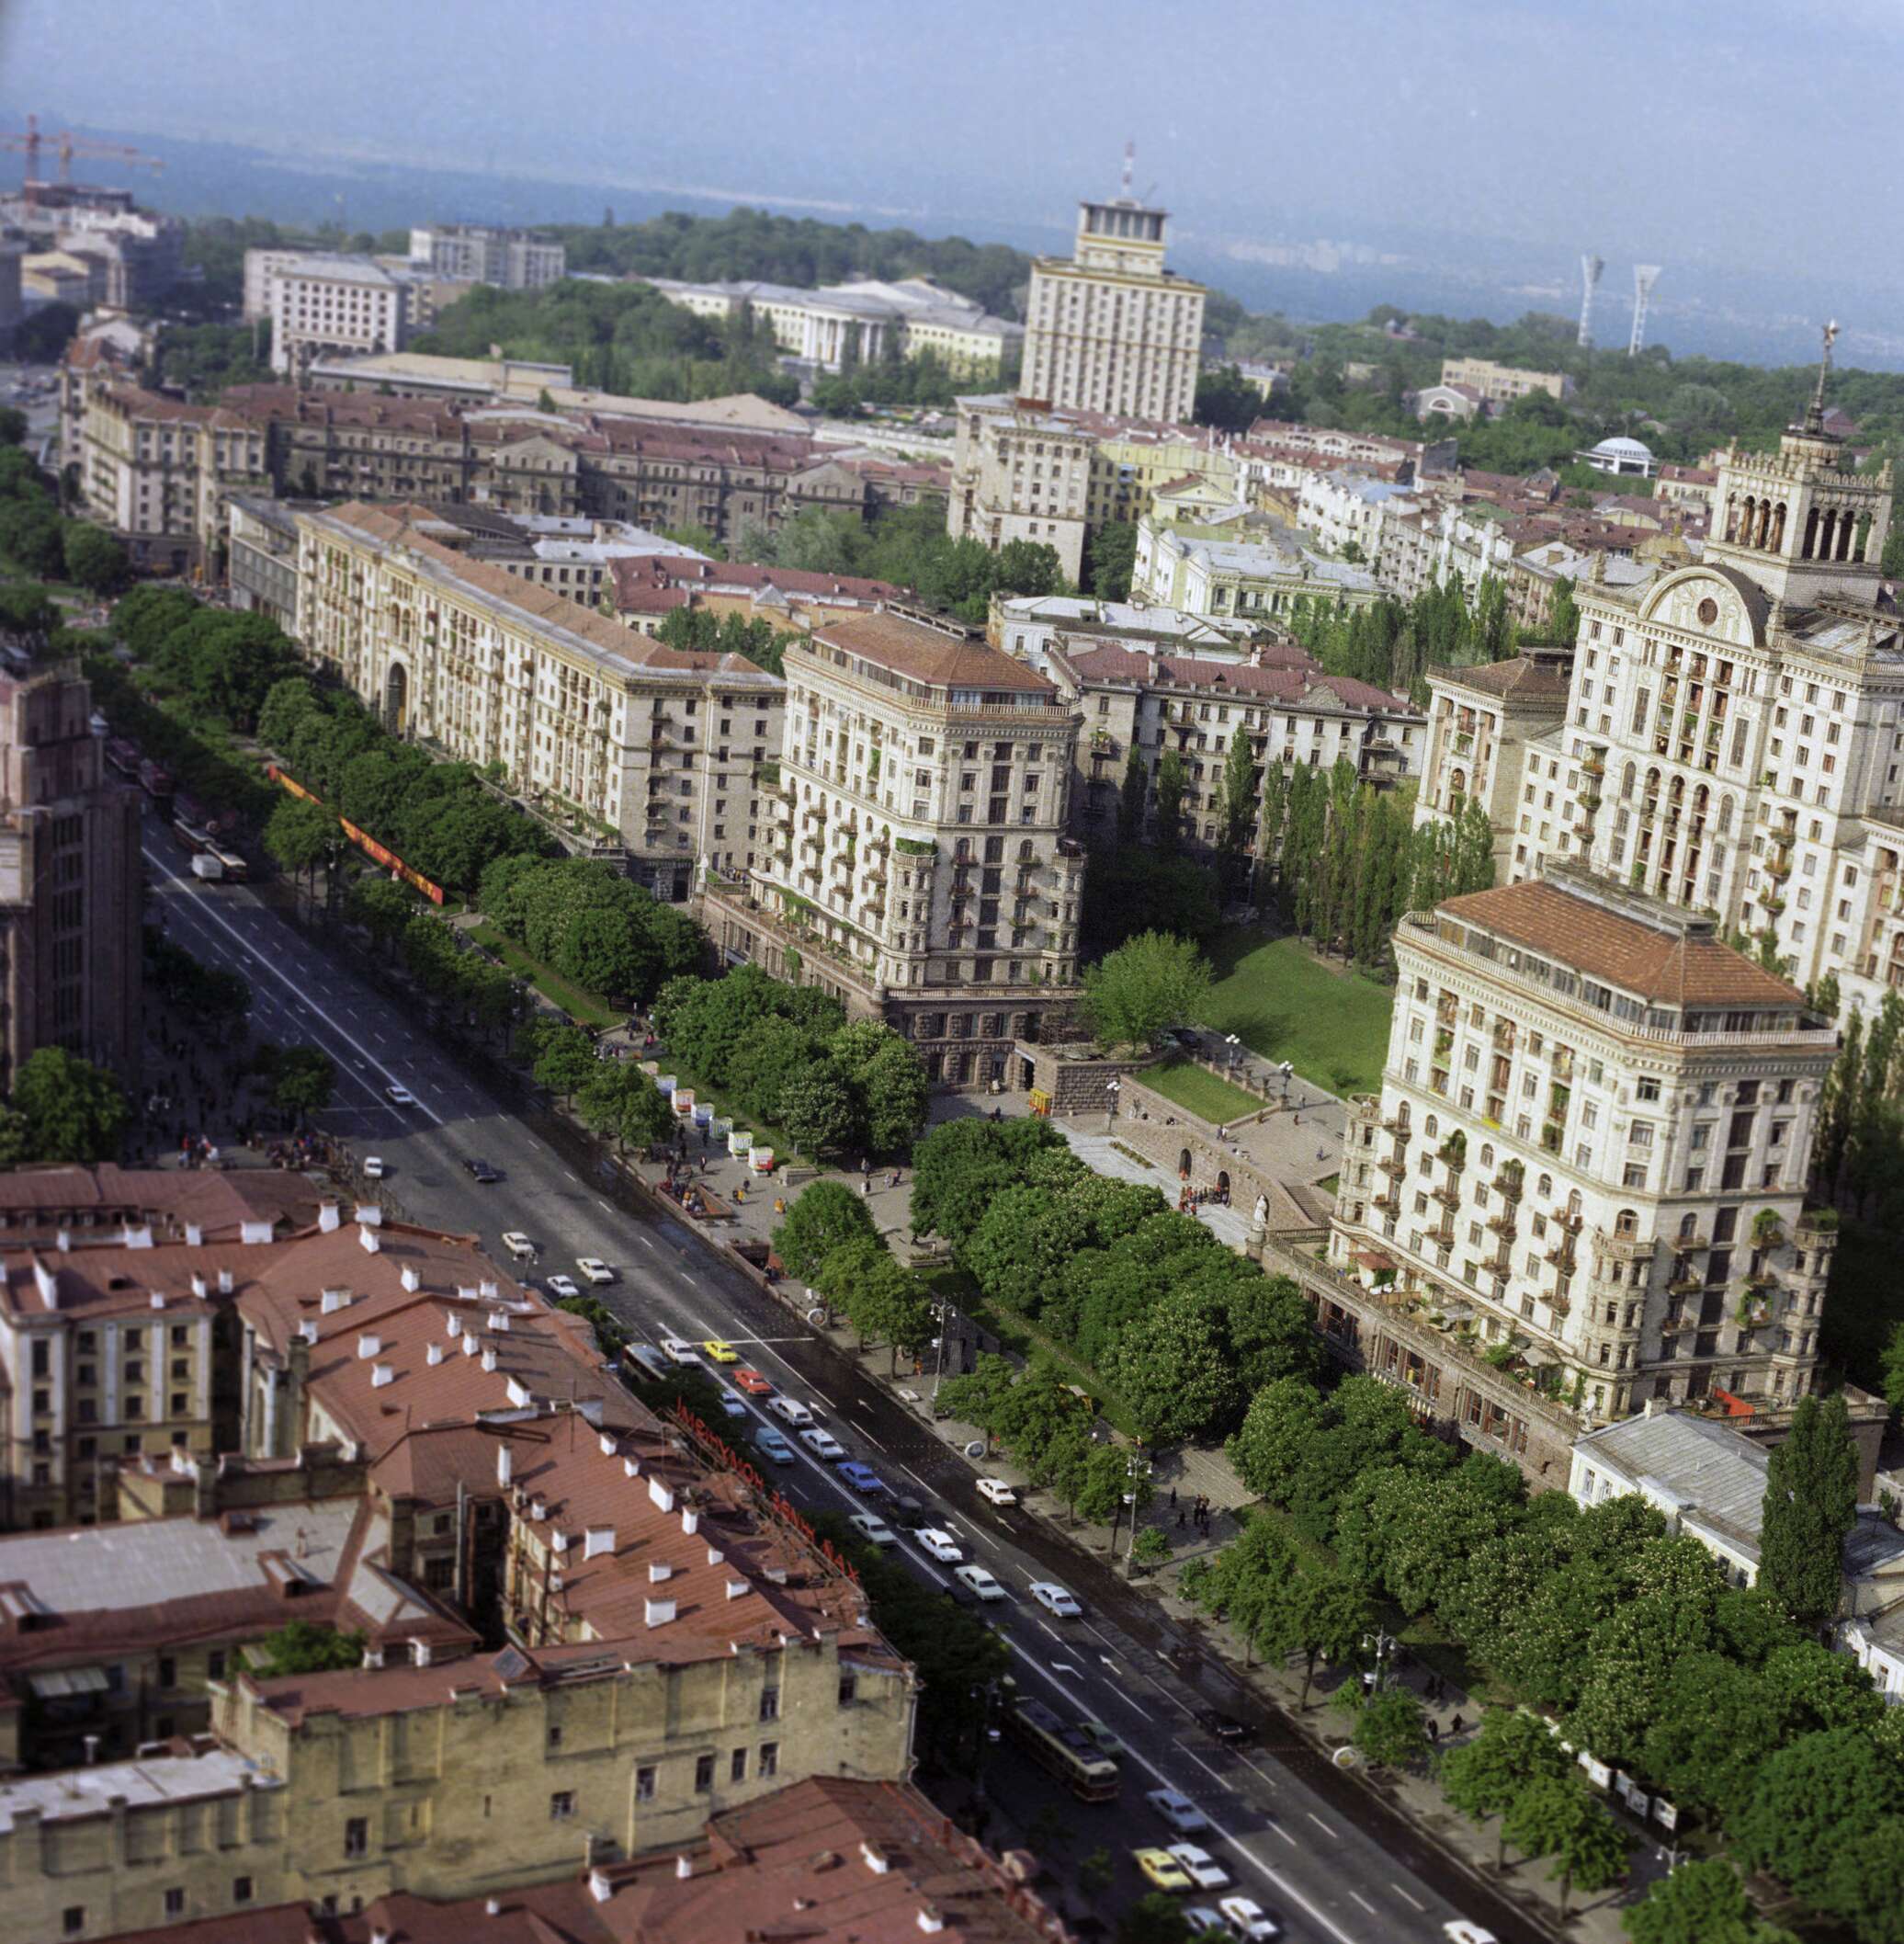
[1486,1211,1518,1235]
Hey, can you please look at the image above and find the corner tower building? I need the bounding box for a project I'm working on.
[1023,195,1206,422]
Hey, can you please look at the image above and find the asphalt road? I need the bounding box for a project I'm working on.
[145,831,1549,1944]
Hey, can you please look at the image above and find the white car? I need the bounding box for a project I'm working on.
[768,1395,814,1427]
[954,1563,1006,1603]
[1028,1581,1082,1619]
[659,1337,702,1367]
[975,1477,1017,1506]
[1146,1788,1210,1836]
[714,1385,748,1420]
[1169,1846,1230,1893]
[1218,1898,1279,1940]
[383,1085,418,1108]
[362,1155,387,1179]
[500,1232,534,1260]
[1442,1927,1497,1944]
[545,1274,581,1302]
[848,1513,897,1547]
[799,1427,845,1461]
[576,1257,614,1285]
[911,1527,964,1565]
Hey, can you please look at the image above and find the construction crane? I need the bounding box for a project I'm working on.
[0,113,164,202]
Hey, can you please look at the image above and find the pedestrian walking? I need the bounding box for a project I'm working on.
[1177,1509,1186,1529]
[1450,1713,1464,1736]
[1169,1486,1177,1508]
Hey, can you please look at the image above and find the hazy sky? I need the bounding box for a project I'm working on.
[6,0,1898,289]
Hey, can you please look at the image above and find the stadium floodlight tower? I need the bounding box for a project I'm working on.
[1578,254,1604,348]
[1628,264,1662,358]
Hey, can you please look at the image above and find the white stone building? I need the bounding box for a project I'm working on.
[1331,864,1839,1422]
[701,608,1085,1088]
[946,395,1094,584]
[407,223,566,289]
[258,254,414,376]
[290,502,783,900]
[1021,197,1207,423]
[1133,517,1381,622]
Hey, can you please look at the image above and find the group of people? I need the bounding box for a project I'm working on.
[1170,1488,1218,1533]
[1177,1180,1231,1212]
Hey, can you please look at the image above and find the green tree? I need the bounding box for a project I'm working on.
[1128,1525,1173,1575]
[1217,725,1259,896]
[1731,1727,1904,1912]
[778,1063,856,1158]
[1106,1289,1231,1443]
[1502,1774,1628,1917]
[1116,1893,1193,1944]
[1088,521,1139,600]
[1438,1707,1573,1867]
[264,795,336,897]
[346,876,415,956]
[61,520,129,594]
[1547,575,1581,648]
[1152,749,1189,853]
[12,1047,128,1163]
[1351,1686,1429,1772]
[1116,747,1149,845]
[1286,1566,1375,1709]
[1760,1390,1859,1625]
[251,1620,366,1676]
[524,1019,595,1105]
[1622,1858,1795,1944]
[1081,930,1211,1052]
[577,1063,674,1157]
[1195,362,1264,434]
[773,1180,880,1281]
[272,1046,336,1124]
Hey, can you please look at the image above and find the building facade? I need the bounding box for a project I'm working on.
[1022,198,1206,422]
[406,224,566,290]
[1438,358,1573,407]
[946,396,1093,584]
[703,608,1085,1087]
[291,504,784,897]
[1133,517,1381,621]
[0,665,142,1097]
[1331,866,1839,1423]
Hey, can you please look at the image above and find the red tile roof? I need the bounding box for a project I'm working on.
[810,613,1056,695]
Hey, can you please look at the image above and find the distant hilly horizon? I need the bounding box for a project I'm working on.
[17,117,1901,376]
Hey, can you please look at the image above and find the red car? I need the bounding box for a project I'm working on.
[732,1367,775,1396]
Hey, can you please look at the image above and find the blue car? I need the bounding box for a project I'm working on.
[755,1426,796,1466]
[838,1461,889,1496]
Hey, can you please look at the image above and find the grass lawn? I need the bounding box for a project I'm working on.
[468,922,618,1031]
[1203,927,1394,1100]
[1145,1056,1265,1125]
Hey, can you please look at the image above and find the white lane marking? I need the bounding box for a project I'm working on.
[597,1199,615,1213]
[853,1421,888,1452]
[142,847,445,1126]
[1038,1620,1062,1643]
[1116,1693,1153,1723]
[901,1465,935,1492]
[1348,1893,1377,1915]
[1394,1887,1425,1913]
[1268,1822,1298,1847]
[1183,1747,1229,1786]
[1307,1812,1339,1839]
[1004,1641,1366,1944]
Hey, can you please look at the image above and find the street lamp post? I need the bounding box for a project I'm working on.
[1105,1078,1120,1132]
[931,1298,959,1399]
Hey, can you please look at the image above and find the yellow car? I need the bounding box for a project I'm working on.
[1133,1849,1195,1893]
[701,1338,740,1364]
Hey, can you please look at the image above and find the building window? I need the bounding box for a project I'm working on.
[232,1880,254,1907]
[550,1791,576,1821]
[759,1686,779,1721]
[731,1747,748,1783]
[63,1910,85,1938]
[695,1754,715,1792]
[164,1889,185,1918]
[758,1742,779,1777]
[636,1766,657,1802]
[838,1671,857,1707]
[345,1817,368,1857]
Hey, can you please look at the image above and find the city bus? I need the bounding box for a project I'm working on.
[1003,1696,1120,1802]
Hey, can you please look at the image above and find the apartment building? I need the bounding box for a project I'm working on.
[1331,864,1839,1423]
[406,223,566,289]
[604,554,901,636]
[1479,399,1904,1017]
[1133,516,1381,621]
[1415,651,1576,875]
[0,665,142,1097]
[1439,358,1573,407]
[1084,422,1240,530]
[702,608,1085,1087]
[291,502,783,897]
[1037,637,1422,863]
[639,274,1019,379]
[257,255,415,376]
[990,591,1253,663]
[946,394,1094,583]
[1022,197,1206,422]
[0,188,185,309]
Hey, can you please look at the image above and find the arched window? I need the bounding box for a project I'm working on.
[1803,506,1820,559]
[1396,1101,1411,1128]
[1615,1208,1638,1237]
[1770,502,1786,551]
[1537,1174,1553,1199]
[1479,1143,1494,1168]
[1622,761,1638,801]
[1424,1114,1439,1138]
[1568,1189,1583,1220]
[955,837,972,861]
[1678,1211,1698,1239]
[1717,793,1735,836]
[1726,495,1741,544]
[1018,838,1035,860]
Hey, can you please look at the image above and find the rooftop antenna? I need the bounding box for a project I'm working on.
[1121,139,1135,199]
[1628,264,1661,358]
[1578,254,1604,349]
[1804,318,1840,433]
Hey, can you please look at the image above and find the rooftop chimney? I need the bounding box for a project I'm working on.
[648,1476,675,1514]
[487,1310,510,1333]
[218,1268,232,1293]
[447,1313,461,1336]
[321,1288,350,1313]
[648,1562,673,1584]
[54,1230,69,1253]
[861,1841,891,1876]
[530,1496,548,1521]
[355,1204,383,1227]
[239,1221,272,1246]
[623,1457,640,1478]
[497,1444,513,1488]
[481,1347,497,1372]
[32,1259,57,1307]
[401,1267,421,1291]
[589,1868,613,1904]
[358,1225,381,1255]
[371,1363,394,1388]
[681,1507,699,1537]
[124,1223,155,1249]
[463,1333,480,1357]
[149,1290,165,1310]
[191,1273,209,1298]
[426,1342,444,1365]
[185,1222,205,1246]
[485,1899,503,1917]
[675,1855,694,1881]
[316,1203,340,1234]
[598,1432,616,1458]
[644,1597,677,1628]
[584,1526,615,1559]
[918,1907,946,1934]
[357,1334,380,1359]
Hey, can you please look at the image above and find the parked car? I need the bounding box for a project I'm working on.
[545,1275,581,1302]
[501,1232,534,1260]
[1146,1788,1209,1835]
[362,1156,387,1179]
[848,1512,897,1547]
[1197,1709,1252,1744]
[799,1427,845,1461]
[713,1385,748,1420]
[768,1396,814,1427]
[1133,1849,1195,1893]
[755,1427,796,1466]
[576,1258,614,1284]
[911,1527,964,1564]
[1168,1846,1230,1893]
[659,1338,702,1367]
[463,1157,500,1183]
[838,1461,888,1496]
[1218,1898,1279,1940]
[953,1564,1006,1603]
[1028,1581,1082,1619]
[890,1494,929,1529]
[733,1367,774,1396]
[975,1478,1017,1506]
